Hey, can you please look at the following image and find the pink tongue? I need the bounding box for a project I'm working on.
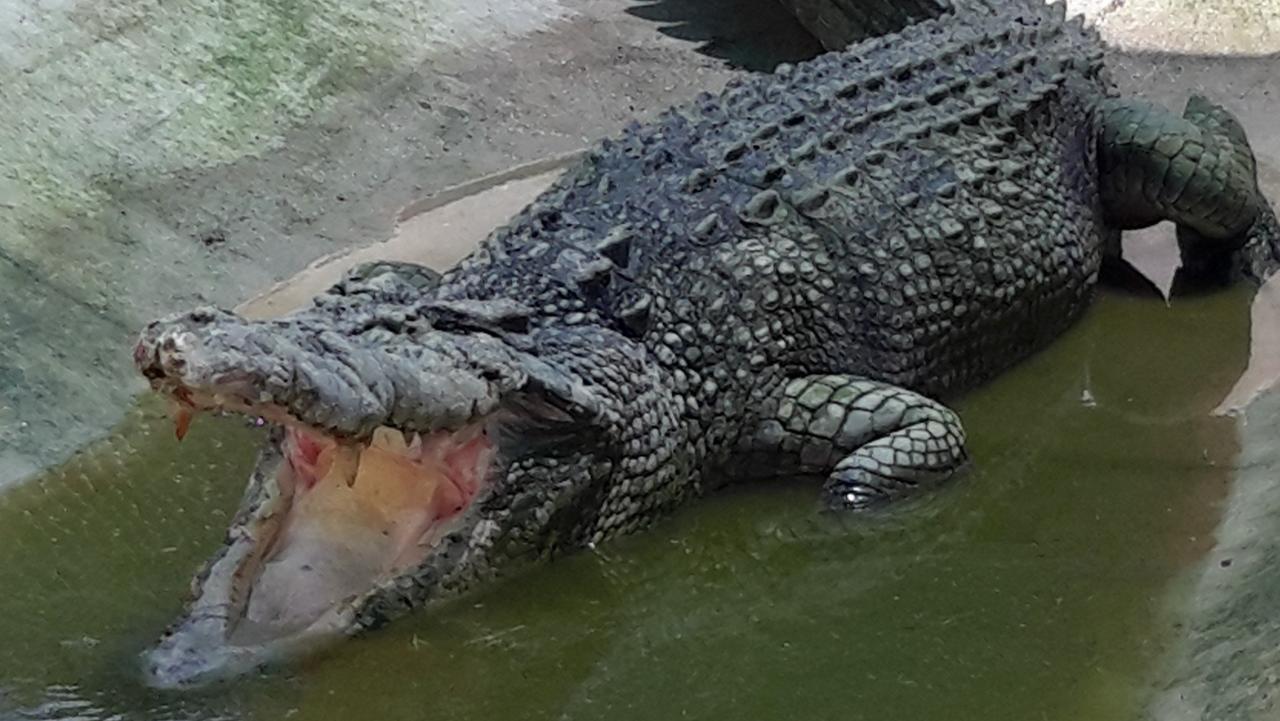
[291,431,326,464]
[286,429,337,490]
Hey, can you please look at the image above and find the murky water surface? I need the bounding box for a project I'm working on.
[0,287,1254,721]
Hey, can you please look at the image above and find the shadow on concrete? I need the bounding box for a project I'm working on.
[624,0,824,71]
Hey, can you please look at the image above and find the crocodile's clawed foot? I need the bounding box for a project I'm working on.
[734,375,969,512]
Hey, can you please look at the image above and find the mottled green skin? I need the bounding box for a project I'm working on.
[132,0,1276,687]
[1099,96,1261,239]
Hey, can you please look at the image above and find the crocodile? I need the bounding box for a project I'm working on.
[132,0,1280,688]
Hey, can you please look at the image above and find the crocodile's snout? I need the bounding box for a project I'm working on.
[132,305,518,441]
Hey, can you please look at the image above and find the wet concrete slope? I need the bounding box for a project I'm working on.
[0,0,823,489]
[1149,391,1280,720]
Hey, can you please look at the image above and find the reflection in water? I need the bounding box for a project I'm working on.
[0,287,1254,721]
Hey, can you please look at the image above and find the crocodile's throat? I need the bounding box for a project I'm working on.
[228,423,495,645]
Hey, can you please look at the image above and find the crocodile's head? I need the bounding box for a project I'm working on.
[131,294,620,689]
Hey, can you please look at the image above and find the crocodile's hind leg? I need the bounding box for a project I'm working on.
[1098,95,1280,287]
[734,375,968,509]
[1099,95,1262,241]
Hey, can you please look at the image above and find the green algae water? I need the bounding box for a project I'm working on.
[0,286,1253,721]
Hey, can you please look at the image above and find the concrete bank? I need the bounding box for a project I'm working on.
[0,0,820,489]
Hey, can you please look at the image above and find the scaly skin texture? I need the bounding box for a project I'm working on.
[132,0,1279,686]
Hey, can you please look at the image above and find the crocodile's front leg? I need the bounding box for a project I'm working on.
[734,375,968,510]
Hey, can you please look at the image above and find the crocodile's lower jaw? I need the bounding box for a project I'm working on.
[144,418,496,688]
[236,424,494,643]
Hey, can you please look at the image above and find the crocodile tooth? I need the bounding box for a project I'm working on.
[403,431,423,457]
[170,400,194,442]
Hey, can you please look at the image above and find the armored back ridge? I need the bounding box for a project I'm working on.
[442,3,1111,400]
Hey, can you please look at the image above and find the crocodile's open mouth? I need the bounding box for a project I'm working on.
[144,386,500,687]
[132,305,601,687]
[231,421,494,644]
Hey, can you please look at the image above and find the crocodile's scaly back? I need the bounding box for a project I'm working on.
[443,0,1112,397]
